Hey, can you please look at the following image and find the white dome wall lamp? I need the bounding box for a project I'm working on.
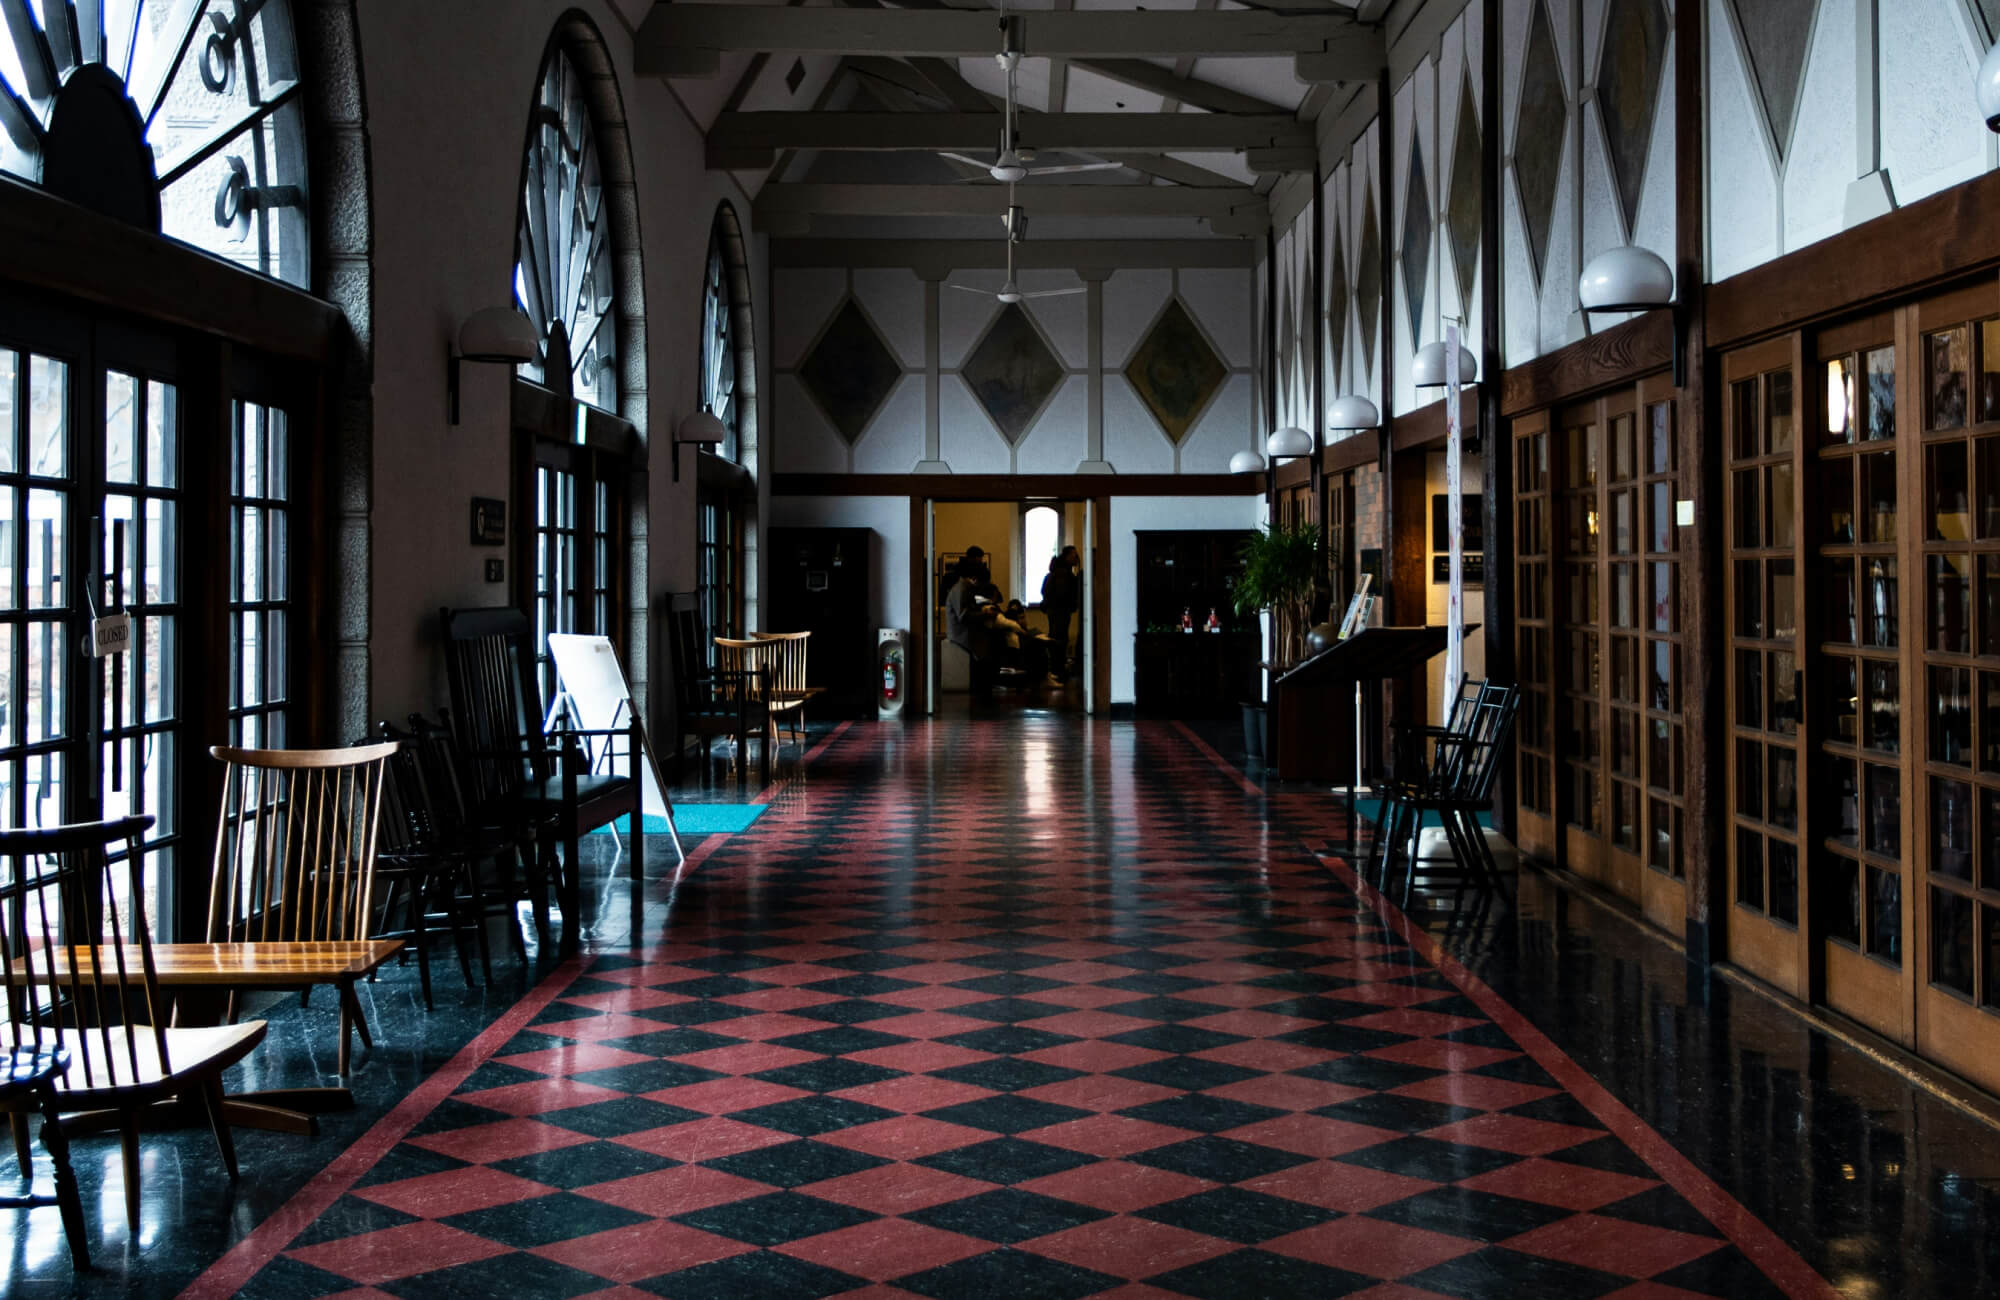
[1979,38,2000,130]
[1327,394,1381,433]
[1265,425,1314,459]
[1229,449,1267,474]
[449,307,539,425]
[674,409,727,483]
[1577,244,1683,383]
[1411,339,1478,389]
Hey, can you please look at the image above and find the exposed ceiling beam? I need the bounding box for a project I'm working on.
[637,6,1383,79]
[707,111,1313,168]
[772,238,1258,270]
[1075,58,1287,117]
[907,56,999,112]
[753,183,1265,222]
[1096,152,1246,188]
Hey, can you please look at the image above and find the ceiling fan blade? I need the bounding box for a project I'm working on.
[948,283,996,295]
[938,152,994,170]
[1026,162,1127,176]
[1021,287,1089,299]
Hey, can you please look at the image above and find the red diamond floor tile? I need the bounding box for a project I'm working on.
[530,1218,754,1281]
[1023,1216,1237,1274]
[350,1165,555,1218]
[284,1221,512,1285]
[1504,1212,1727,1277]
[775,1217,991,1278]
[1264,1214,1482,1277]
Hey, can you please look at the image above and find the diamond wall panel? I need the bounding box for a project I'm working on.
[962,304,1065,446]
[799,300,904,445]
[1597,0,1668,232]
[1124,300,1228,446]
[1515,0,1567,281]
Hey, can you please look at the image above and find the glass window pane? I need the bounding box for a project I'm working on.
[1932,888,1975,995]
[1766,370,1794,453]
[1985,789,2000,890]
[1737,827,1764,910]
[1734,469,1760,548]
[1767,463,1794,547]
[1983,557,2000,658]
[1865,558,1898,648]
[1769,559,1796,641]
[1770,650,1797,735]
[106,372,137,484]
[1983,908,2000,1009]
[1868,868,1902,964]
[1737,649,1763,730]
[1832,658,1858,744]
[0,349,14,474]
[1931,442,1970,540]
[1737,739,1763,819]
[1826,357,1853,445]
[1733,379,1760,460]
[1768,747,1797,830]
[1866,346,1896,441]
[1982,321,2000,422]
[1976,437,2000,539]
[1828,557,1857,644]
[1769,842,1798,925]
[1932,666,1973,766]
[1736,561,1762,639]
[1648,403,1672,473]
[1931,554,1972,654]
[1982,673,2000,774]
[147,380,176,488]
[28,356,65,477]
[1865,662,1899,753]
[1829,757,1859,846]
[1824,458,1854,543]
[1866,764,1900,856]
[1934,778,1974,881]
[1931,328,1969,430]
[1863,451,1897,544]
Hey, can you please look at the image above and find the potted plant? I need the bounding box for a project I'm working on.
[1232,521,1320,764]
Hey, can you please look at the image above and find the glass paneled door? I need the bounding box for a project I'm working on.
[0,313,183,933]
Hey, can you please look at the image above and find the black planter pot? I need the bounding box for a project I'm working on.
[1240,702,1267,767]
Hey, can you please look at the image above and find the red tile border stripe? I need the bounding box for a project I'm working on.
[179,724,854,1300]
[1171,719,1839,1300]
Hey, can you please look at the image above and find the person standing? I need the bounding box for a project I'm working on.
[1040,546,1080,682]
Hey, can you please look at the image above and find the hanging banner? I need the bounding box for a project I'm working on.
[1443,322,1465,706]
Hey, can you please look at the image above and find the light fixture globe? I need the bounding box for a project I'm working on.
[1328,394,1380,431]
[1265,425,1313,458]
[1980,38,2000,130]
[458,307,540,363]
[1578,245,1675,312]
[1411,340,1477,389]
[1229,449,1266,474]
[677,409,728,447]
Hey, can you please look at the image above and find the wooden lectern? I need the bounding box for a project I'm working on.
[1268,626,1459,785]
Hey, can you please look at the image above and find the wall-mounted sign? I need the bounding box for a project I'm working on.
[471,497,506,546]
[1434,554,1484,586]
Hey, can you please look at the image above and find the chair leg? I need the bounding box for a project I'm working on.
[117,1106,141,1232]
[561,823,583,957]
[467,858,496,983]
[447,868,478,990]
[35,1082,87,1270]
[411,873,434,1012]
[337,980,373,1077]
[196,1076,239,1180]
[10,1110,30,1176]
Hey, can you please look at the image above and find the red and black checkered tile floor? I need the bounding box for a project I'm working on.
[208,720,1832,1299]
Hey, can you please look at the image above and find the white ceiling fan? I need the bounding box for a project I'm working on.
[949,191,1087,304]
[936,16,1126,184]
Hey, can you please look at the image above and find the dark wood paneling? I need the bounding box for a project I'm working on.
[1092,496,1111,715]
[1325,435,1377,474]
[909,496,928,715]
[1676,0,1722,959]
[1390,387,1481,452]
[1480,0,1514,840]
[772,473,1263,498]
[1705,164,2000,350]
[1273,458,1311,490]
[1499,310,1673,416]
[0,176,343,363]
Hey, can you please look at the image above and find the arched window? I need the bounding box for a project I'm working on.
[514,45,617,412]
[700,232,738,462]
[0,1,310,285]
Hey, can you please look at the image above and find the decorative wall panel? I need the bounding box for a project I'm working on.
[799,299,904,444]
[1403,135,1433,349]
[1447,72,1483,312]
[963,303,1065,445]
[774,269,845,368]
[1180,269,1255,369]
[851,375,925,473]
[1104,269,1174,369]
[939,378,1012,473]
[1732,0,1817,158]
[773,373,850,473]
[853,269,926,368]
[1782,0,1855,254]
[1181,374,1255,473]
[1878,0,1987,207]
[1012,377,1089,474]
[1707,0,1780,279]
[1102,376,1177,473]
[1126,299,1229,445]
[1516,0,1568,282]
[1597,0,1668,232]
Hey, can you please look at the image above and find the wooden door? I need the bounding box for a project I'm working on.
[1810,313,1910,1040]
[1512,410,1557,860]
[1906,287,2000,1092]
[1722,336,1808,997]
[1637,374,1689,934]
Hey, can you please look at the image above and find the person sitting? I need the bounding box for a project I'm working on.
[945,550,999,698]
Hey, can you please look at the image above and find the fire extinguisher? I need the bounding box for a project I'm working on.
[883,654,901,701]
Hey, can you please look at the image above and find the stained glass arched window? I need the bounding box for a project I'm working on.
[700,228,738,461]
[514,46,617,412]
[0,0,309,285]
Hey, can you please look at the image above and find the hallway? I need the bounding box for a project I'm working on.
[60,719,2000,1297]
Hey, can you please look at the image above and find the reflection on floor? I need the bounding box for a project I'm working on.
[6,717,1999,1297]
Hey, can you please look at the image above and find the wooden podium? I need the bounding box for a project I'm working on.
[1269,626,1459,785]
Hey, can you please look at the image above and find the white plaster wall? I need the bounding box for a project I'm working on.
[852,374,925,473]
[940,274,1002,369]
[357,0,760,722]
[1108,497,1263,704]
[1878,0,1987,207]
[853,269,927,369]
[1181,268,1255,368]
[1015,377,1089,474]
[940,378,1013,473]
[1104,269,1173,368]
[1783,0,1854,255]
[1020,273,1090,368]
[775,269,847,368]
[1103,376,1177,472]
[1181,375,1255,474]
[1705,0,1779,280]
[774,373,850,473]
[764,495,910,632]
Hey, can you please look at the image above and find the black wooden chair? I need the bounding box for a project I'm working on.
[1377,686,1522,908]
[1364,677,1494,883]
[664,592,772,785]
[406,711,545,963]
[440,607,644,954]
[366,724,483,1009]
[0,1049,86,1268]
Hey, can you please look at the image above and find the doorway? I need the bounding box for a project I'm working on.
[928,498,1088,713]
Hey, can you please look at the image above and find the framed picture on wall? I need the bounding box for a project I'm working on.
[1431,495,1484,553]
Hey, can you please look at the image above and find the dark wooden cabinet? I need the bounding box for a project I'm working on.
[1133,530,1259,716]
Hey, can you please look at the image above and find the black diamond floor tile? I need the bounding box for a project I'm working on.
[703,1137,892,1187]
[1113,1055,1261,1094]
[671,1190,879,1246]
[752,1057,907,1093]
[938,1025,1082,1055]
[1138,1186,1340,1243]
[728,1095,900,1136]
[930,1057,1084,1093]
[438,1190,650,1248]
[914,1136,1098,1184]
[922,1094,1093,1134]
[638,1250,868,1300]
[1129,1135,1313,1182]
[1336,1135,1522,1183]
[1147,1247,1376,1298]
[1400,1246,1632,1299]
[379,1251,609,1299]
[1364,1185,1573,1242]
[905,1186,1111,1243]
[893,1246,1123,1300]
[491,1139,678,1189]
[1118,1093,1286,1135]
